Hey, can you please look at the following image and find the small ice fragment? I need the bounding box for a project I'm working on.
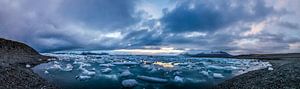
[120,70,133,77]
[213,73,224,79]
[137,76,168,83]
[200,71,209,76]
[99,63,115,67]
[268,67,274,71]
[26,64,31,68]
[122,79,138,88]
[76,75,91,80]
[44,70,49,74]
[82,69,96,76]
[47,58,56,61]
[102,68,112,73]
[62,64,73,71]
[174,76,184,83]
[50,64,62,69]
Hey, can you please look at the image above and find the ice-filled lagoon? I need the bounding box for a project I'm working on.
[33,52,272,89]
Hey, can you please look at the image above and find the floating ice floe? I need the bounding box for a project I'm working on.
[99,63,115,67]
[82,69,96,76]
[268,67,274,71]
[44,70,49,74]
[137,76,168,83]
[76,75,91,81]
[113,62,139,66]
[26,64,31,68]
[174,76,184,83]
[213,73,224,79]
[61,64,73,71]
[102,68,112,73]
[50,64,62,69]
[200,71,209,76]
[120,70,133,77]
[122,79,138,88]
[47,58,56,61]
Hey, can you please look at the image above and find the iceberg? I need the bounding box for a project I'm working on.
[76,75,91,81]
[99,63,115,67]
[200,71,209,76]
[137,76,168,83]
[26,64,31,68]
[102,68,112,73]
[120,70,133,77]
[82,69,96,76]
[174,76,184,83]
[121,79,138,88]
[113,62,139,66]
[213,73,224,79]
[61,64,73,71]
[268,67,274,71]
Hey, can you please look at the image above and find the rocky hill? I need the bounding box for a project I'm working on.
[0,38,58,89]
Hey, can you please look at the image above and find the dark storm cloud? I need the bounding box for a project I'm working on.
[60,0,140,29]
[0,0,140,52]
[124,29,163,47]
[161,0,277,33]
[0,0,299,54]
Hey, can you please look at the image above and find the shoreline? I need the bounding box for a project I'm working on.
[1,38,299,89]
[213,55,300,89]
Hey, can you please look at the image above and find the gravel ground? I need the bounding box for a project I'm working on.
[0,38,58,89]
[213,58,300,89]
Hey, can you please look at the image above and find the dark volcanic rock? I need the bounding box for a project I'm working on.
[0,38,58,89]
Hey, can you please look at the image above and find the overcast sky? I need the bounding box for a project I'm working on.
[0,0,300,54]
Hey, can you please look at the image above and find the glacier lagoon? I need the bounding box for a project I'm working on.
[32,51,272,89]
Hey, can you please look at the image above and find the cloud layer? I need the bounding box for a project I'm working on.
[0,0,299,54]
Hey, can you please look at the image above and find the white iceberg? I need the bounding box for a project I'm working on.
[113,62,139,66]
[268,67,274,71]
[137,76,168,83]
[200,71,209,76]
[99,63,115,67]
[26,64,31,68]
[102,68,112,73]
[174,76,184,83]
[44,70,49,74]
[122,79,138,88]
[82,69,96,76]
[61,64,73,71]
[76,75,91,80]
[213,73,224,79]
[120,70,133,77]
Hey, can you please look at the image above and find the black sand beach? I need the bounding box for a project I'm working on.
[214,54,300,89]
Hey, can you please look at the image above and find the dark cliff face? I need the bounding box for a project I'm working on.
[0,38,50,65]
